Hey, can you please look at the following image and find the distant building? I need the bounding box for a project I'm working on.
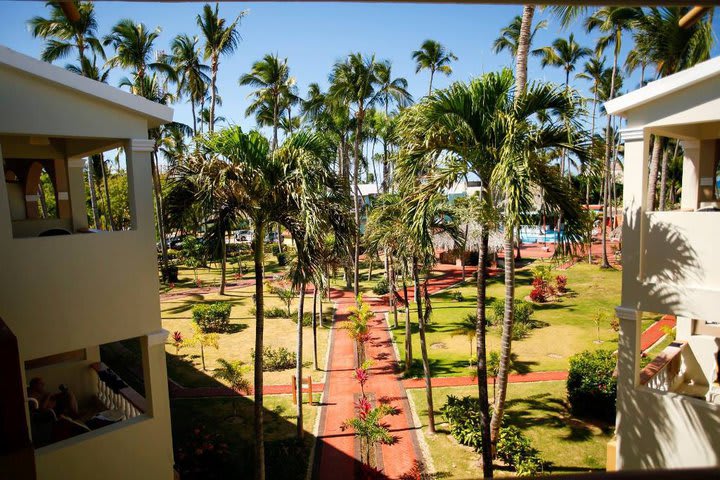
[606,56,720,471]
[0,46,174,479]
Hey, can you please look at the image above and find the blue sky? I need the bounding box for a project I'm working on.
[1,2,719,134]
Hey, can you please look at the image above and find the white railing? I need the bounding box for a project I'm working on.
[91,362,147,420]
[640,341,686,392]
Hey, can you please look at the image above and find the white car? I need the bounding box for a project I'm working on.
[234,230,254,243]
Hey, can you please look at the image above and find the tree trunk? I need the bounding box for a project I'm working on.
[151,150,169,270]
[514,5,535,93]
[428,67,435,96]
[220,232,227,295]
[253,220,266,480]
[100,154,116,231]
[191,98,197,137]
[390,257,399,329]
[296,283,306,439]
[647,136,663,211]
[272,93,279,151]
[352,112,363,298]
[275,224,284,255]
[87,159,101,229]
[209,58,218,134]
[312,286,318,370]
[402,263,412,372]
[476,229,493,477]
[37,184,48,218]
[515,225,522,261]
[659,141,677,211]
[490,232,515,447]
[412,259,435,432]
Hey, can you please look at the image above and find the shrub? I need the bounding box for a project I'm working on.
[450,289,464,302]
[265,307,287,318]
[490,299,535,327]
[291,312,313,326]
[251,346,296,371]
[192,302,232,333]
[567,349,617,422]
[276,252,287,267]
[372,278,389,296]
[529,284,547,303]
[555,275,568,293]
[440,396,544,476]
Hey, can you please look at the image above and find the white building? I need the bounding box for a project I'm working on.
[0,46,175,479]
[606,56,720,470]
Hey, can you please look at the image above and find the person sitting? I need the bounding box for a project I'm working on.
[27,377,53,410]
[51,389,89,443]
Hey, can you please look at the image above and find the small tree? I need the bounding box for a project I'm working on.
[189,324,220,371]
[169,331,184,355]
[269,283,294,317]
[213,358,251,417]
[452,314,477,358]
[181,236,204,282]
[345,296,373,365]
[593,310,606,343]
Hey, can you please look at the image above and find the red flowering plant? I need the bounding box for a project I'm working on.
[169,331,184,355]
[175,425,229,479]
[555,275,568,294]
[345,296,373,365]
[341,399,399,466]
[529,264,555,303]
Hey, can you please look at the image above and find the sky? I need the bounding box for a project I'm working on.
[1,2,719,138]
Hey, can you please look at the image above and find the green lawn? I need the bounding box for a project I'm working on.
[161,286,333,386]
[171,394,320,479]
[409,381,613,478]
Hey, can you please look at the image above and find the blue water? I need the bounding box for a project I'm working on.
[519,227,561,244]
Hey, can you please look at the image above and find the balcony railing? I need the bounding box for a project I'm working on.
[90,362,146,420]
[639,341,686,392]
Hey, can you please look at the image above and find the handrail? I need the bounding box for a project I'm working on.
[90,362,147,419]
[640,341,686,391]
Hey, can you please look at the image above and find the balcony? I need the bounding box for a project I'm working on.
[641,338,720,403]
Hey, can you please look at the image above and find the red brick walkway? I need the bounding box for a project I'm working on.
[402,370,568,390]
[641,314,677,352]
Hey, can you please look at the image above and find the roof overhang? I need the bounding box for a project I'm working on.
[0,45,173,128]
[604,56,720,118]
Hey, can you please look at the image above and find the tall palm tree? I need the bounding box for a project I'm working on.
[329,53,382,297]
[171,34,211,136]
[240,54,296,150]
[103,20,175,82]
[412,39,458,95]
[212,358,250,416]
[397,69,587,471]
[540,34,592,89]
[28,1,104,66]
[375,60,412,192]
[492,14,547,59]
[197,3,244,133]
[178,128,350,480]
[585,6,643,268]
[634,7,714,211]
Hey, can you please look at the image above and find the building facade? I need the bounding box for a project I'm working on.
[606,56,720,470]
[0,46,175,479]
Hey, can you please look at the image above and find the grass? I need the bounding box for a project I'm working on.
[409,381,613,478]
[161,286,333,386]
[171,393,320,479]
[391,262,663,377]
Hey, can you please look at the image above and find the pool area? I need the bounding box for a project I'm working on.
[519,227,561,244]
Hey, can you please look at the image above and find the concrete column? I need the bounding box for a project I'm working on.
[614,305,642,471]
[0,145,12,241]
[66,158,88,232]
[699,140,717,204]
[619,127,648,296]
[125,139,155,238]
[676,316,693,341]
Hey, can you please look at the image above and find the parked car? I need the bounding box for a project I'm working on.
[234,230,254,243]
[168,236,188,250]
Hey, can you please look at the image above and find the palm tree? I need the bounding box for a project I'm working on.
[171,34,210,136]
[634,7,714,211]
[329,53,382,297]
[28,1,104,66]
[240,54,297,151]
[212,358,250,417]
[375,60,412,192]
[397,69,587,472]
[412,39,458,95]
[492,14,547,59]
[452,314,478,357]
[197,3,244,133]
[103,20,175,82]
[585,6,643,268]
[540,34,592,90]
[179,128,350,480]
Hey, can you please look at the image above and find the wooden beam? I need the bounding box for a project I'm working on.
[59,1,80,23]
[679,6,711,28]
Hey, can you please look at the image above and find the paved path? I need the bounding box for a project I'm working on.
[402,370,568,390]
[641,314,677,352]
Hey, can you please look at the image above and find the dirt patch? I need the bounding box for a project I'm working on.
[547,353,563,359]
[430,342,448,350]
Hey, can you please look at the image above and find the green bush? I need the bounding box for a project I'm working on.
[290,312,313,327]
[450,290,464,302]
[490,299,535,327]
[567,349,617,422]
[440,396,544,477]
[251,346,296,371]
[248,306,286,318]
[372,278,389,295]
[192,302,232,333]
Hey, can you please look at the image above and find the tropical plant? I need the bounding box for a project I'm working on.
[269,283,295,318]
[192,302,232,333]
[197,3,244,133]
[567,349,617,422]
[240,54,299,150]
[171,33,210,135]
[452,314,478,357]
[212,358,250,416]
[189,324,220,371]
[251,346,296,371]
[411,39,457,95]
[492,14,547,59]
[539,33,592,88]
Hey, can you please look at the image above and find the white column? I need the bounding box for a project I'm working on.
[620,127,648,297]
[680,140,701,211]
[125,139,155,236]
[614,305,642,471]
[66,157,89,231]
